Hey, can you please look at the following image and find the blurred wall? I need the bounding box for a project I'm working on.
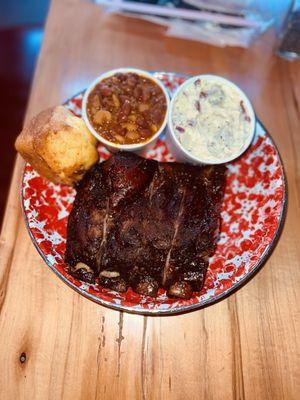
[0,0,49,28]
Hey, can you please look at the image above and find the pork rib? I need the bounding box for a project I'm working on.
[65,152,226,298]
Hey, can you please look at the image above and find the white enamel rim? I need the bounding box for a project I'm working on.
[82,67,170,151]
[168,74,256,165]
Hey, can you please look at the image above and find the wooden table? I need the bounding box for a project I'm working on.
[1,1,299,399]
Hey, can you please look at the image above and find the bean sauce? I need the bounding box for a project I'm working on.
[86,73,167,145]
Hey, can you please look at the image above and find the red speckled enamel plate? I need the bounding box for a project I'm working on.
[21,72,287,315]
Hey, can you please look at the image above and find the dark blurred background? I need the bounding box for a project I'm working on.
[0,0,50,226]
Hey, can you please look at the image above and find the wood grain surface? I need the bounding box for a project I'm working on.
[0,1,299,399]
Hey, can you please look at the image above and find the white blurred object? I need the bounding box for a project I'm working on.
[166,20,264,47]
[183,0,253,14]
[94,0,273,48]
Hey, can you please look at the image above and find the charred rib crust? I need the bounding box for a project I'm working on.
[65,152,226,298]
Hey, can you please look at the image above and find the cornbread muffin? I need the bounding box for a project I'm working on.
[15,106,99,186]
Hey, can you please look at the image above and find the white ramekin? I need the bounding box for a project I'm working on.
[166,74,256,165]
[82,67,170,153]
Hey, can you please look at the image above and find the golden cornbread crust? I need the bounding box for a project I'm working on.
[15,106,99,186]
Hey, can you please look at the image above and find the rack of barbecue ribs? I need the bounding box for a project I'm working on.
[65,152,226,299]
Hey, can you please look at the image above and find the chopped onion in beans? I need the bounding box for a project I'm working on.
[87,72,167,145]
